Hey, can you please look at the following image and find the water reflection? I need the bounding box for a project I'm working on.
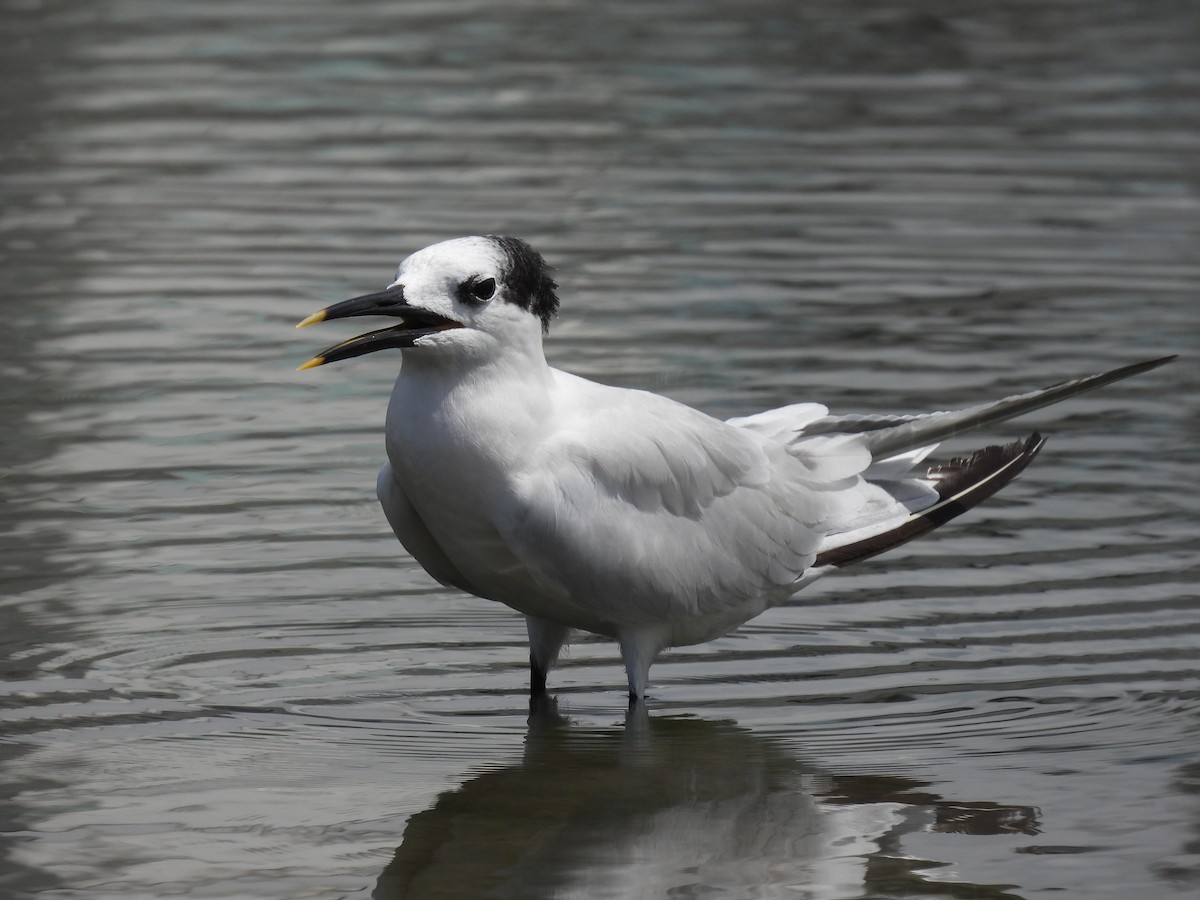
[1154,761,1200,886]
[374,706,1037,899]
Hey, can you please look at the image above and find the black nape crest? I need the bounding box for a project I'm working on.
[487,235,560,332]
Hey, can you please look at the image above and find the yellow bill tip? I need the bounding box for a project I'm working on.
[296,356,326,371]
[295,310,327,329]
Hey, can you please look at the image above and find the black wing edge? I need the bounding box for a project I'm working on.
[814,432,1046,569]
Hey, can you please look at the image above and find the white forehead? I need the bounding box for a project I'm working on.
[392,236,504,285]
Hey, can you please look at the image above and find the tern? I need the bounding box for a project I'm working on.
[298,235,1174,701]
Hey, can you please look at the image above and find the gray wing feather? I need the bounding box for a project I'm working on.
[800,356,1175,461]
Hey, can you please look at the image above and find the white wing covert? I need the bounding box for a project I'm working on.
[500,388,859,637]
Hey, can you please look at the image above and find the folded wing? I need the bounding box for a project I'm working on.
[501,381,862,641]
[498,357,1173,641]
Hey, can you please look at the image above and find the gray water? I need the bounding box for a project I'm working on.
[2,1,1198,898]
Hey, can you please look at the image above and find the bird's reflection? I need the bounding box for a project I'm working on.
[374,702,1038,899]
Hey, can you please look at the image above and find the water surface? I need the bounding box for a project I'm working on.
[1,1,1198,897]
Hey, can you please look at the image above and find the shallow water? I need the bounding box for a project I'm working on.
[1,1,1198,897]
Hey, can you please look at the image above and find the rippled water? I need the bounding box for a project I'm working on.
[2,1,1198,897]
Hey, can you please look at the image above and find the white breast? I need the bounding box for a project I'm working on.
[382,359,614,629]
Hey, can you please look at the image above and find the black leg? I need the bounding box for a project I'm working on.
[530,652,547,697]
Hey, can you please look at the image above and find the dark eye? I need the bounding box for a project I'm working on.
[470,277,496,302]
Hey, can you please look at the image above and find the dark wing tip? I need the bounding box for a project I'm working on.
[814,433,1045,569]
[1058,354,1177,390]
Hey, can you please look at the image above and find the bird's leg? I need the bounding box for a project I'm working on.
[530,652,548,697]
[618,625,668,702]
[525,616,569,697]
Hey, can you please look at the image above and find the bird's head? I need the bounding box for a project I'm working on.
[297,235,559,369]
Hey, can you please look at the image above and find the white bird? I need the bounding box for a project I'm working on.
[297,235,1174,701]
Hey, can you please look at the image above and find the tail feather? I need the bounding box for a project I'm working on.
[814,433,1045,569]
